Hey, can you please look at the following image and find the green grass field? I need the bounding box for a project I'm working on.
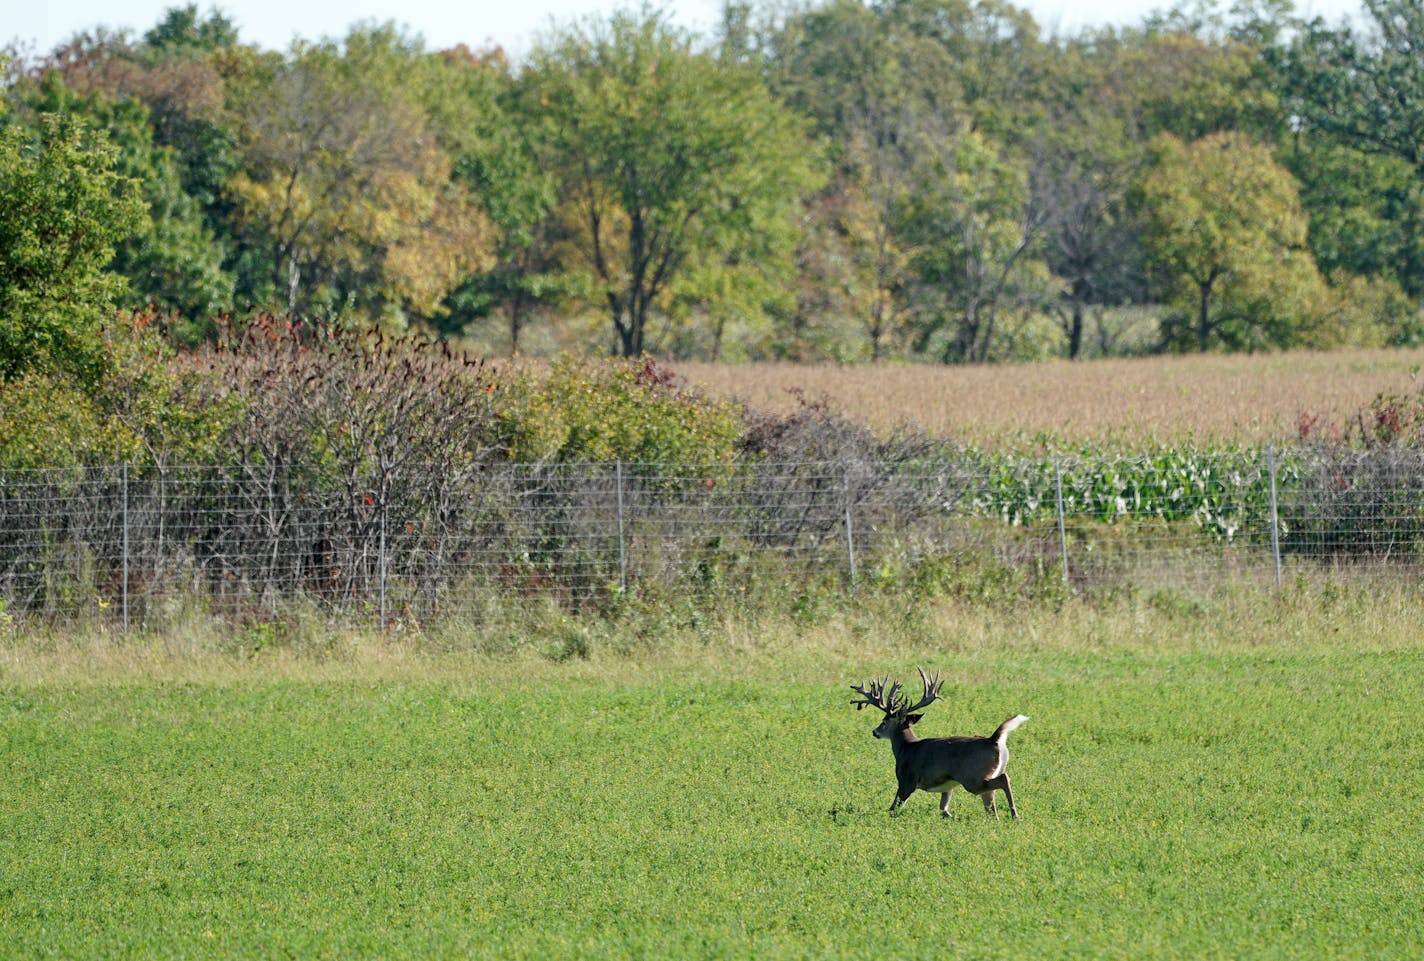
[4,594,1423,960]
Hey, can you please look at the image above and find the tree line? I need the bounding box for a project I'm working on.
[4,0,1424,371]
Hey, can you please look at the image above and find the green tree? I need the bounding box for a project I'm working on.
[1138,131,1325,352]
[444,47,582,351]
[766,0,893,360]
[521,8,820,356]
[15,72,234,328]
[1284,139,1424,294]
[13,22,243,334]
[134,5,247,307]
[1033,41,1149,359]
[228,25,495,327]
[25,19,243,220]
[906,128,1053,363]
[141,4,240,53]
[1273,0,1424,296]
[1275,0,1424,172]
[882,0,1050,142]
[767,0,1062,362]
[0,113,144,385]
[1108,26,1281,143]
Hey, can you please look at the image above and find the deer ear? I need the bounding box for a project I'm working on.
[906,714,923,725]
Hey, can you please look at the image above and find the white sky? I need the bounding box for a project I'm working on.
[5,0,1365,59]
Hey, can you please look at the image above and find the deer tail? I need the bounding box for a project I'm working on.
[992,714,1028,744]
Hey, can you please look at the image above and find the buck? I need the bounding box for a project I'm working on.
[851,668,1027,818]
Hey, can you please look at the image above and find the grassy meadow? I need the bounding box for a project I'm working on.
[679,347,1424,447]
[4,590,1424,960]
[7,348,1424,959]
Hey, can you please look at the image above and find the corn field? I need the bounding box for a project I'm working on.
[3,448,1424,632]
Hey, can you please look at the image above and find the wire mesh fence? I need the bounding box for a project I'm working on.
[2,447,1423,633]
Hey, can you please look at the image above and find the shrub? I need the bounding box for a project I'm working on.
[0,372,115,471]
[1285,385,1424,561]
[0,312,229,471]
[201,313,502,475]
[493,356,742,466]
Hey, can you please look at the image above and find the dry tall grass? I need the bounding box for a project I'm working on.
[8,584,1421,685]
[678,348,1424,448]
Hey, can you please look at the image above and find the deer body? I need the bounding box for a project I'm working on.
[853,669,1027,819]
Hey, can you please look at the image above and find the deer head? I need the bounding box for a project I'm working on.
[850,667,943,739]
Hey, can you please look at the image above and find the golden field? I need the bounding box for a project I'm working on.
[677,348,1424,448]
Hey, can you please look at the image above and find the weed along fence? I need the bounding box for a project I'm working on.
[3,447,1424,633]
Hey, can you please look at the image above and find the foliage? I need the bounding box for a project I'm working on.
[201,313,502,476]
[905,129,1055,362]
[1283,139,1424,300]
[1274,0,1424,173]
[444,48,580,350]
[196,321,741,480]
[1138,131,1327,352]
[0,313,232,471]
[962,445,1289,543]
[141,4,241,53]
[227,26,495,327]
[494,356,743,465]
[12,72,235,325]
[1033,47,1150,359]
[0,113,144,386]
[11,17,246,339]
[520,9,821,356]
[1107,28,1280,143]
[1272,0,1424,301]
[0,372,114,471]
[791,15,947,360]
[10,0,1424,362]
[1314,271,1424,349]
[886,0,1050,141]
[770,0,1052,363]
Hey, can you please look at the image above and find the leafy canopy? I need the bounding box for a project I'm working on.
[1139,131,1325,352]
[0,113,144,386]
[521,8,821,356]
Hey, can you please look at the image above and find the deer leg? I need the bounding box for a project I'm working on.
[985,773,1019,819]
[939,788,954,817]
[1000,773,1019,820]
[981,790,998,818]
[890,774,917,816]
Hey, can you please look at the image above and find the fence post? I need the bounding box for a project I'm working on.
[615,459,627,592]
[378,485,388,632]
[843,468,857,585]
[1267,447,1282,590]
[121,463,130,635]
[1054,455,1070,587]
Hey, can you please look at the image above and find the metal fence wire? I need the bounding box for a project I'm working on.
[2,448,1423,631]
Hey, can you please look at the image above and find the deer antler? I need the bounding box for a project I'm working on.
[901,667,943,715]
[850,676,903,714]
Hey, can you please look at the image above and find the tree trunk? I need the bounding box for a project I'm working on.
[1066,281,1087,359]
[509,287,527,354]
[286,252,300,315]
[614,298,643,357]
[1198,277,1213,352]
[869,296,885,362]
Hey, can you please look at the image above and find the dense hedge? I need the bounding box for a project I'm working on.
[4,311,1424,577]
[0,312,749,474]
